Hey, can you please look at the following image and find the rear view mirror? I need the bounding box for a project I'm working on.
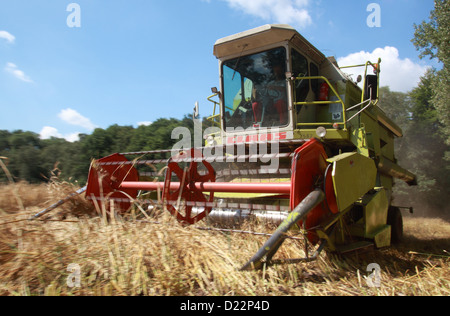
[193,101,199,119]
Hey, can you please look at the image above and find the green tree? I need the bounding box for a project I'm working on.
[379,86,412,128]
[39,137,89,184]
[105,124,135,153]
[0,113,203,184]
[0,130,11,151]
[81,128,114,159]
[0,130,45,183]
[126,117,195,153]
[382,76,450,218]
[409,69,439,132]
[412,0,450,146]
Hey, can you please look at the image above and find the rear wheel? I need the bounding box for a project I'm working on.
[387,206,403,244]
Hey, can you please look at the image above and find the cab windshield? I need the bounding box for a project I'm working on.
[222,47,288,130]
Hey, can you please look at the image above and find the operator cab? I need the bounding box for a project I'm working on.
[209,24,398,158]
[212,24,335,139]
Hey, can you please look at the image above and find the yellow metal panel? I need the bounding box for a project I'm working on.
[379,126,395,161]
[360,112,381,156]
[293,129,349,141]
[328,152,377,212]
[351,127,369,157]
[361,188,389,236]
[373,225,391,248]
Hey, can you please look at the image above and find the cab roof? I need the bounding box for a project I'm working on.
[213,24,326,65]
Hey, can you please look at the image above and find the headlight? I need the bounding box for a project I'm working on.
[206,135,215,146]
[316,127,327,138]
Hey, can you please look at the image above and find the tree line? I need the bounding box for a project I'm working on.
[0,115,196,185]
[395,0,449,217]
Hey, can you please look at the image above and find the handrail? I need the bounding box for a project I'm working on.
[339,58,382,104]
[338,59,383,124]
[206,93,221,128]
[289,75,347,130]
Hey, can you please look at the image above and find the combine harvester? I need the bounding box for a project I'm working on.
[36,25,417,270]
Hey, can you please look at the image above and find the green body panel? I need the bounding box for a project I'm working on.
[328,152,377,212]
[351,127,369,157]
[361,188,389,236]
[378,125,396,161]
[347,188,391,248]
[360,112,381,156]
[293,128,349,141]
[372,225,391,248]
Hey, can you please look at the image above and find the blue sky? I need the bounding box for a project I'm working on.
[0,0,437,141]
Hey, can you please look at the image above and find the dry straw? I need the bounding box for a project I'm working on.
[0,162,448,296]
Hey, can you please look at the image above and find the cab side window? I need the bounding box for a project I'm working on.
[310,63,319,97]
[291,49,309,103]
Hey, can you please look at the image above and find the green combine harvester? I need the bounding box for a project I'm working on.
[36,24,418,269]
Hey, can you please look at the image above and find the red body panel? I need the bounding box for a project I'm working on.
[290,139,336,243]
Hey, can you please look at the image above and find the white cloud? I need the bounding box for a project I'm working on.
[40,126,62,140]
[40,109,95,143]
[138,121,153,127]
[222,0,312,28]
[5,62,33,83]
[337,47,429,93]
[39,126,80,143]
[58,108,97,131]
[64,132,81,143]
[0,31,15,43]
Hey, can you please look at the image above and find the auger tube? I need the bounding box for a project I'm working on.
[240,188,325,271]
[30,186,87,220]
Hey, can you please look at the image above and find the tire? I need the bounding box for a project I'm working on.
[387,206,403,244]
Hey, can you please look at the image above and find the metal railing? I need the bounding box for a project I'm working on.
[206,92,221,128]
[290,75,347,130]
[339,58,381,105]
